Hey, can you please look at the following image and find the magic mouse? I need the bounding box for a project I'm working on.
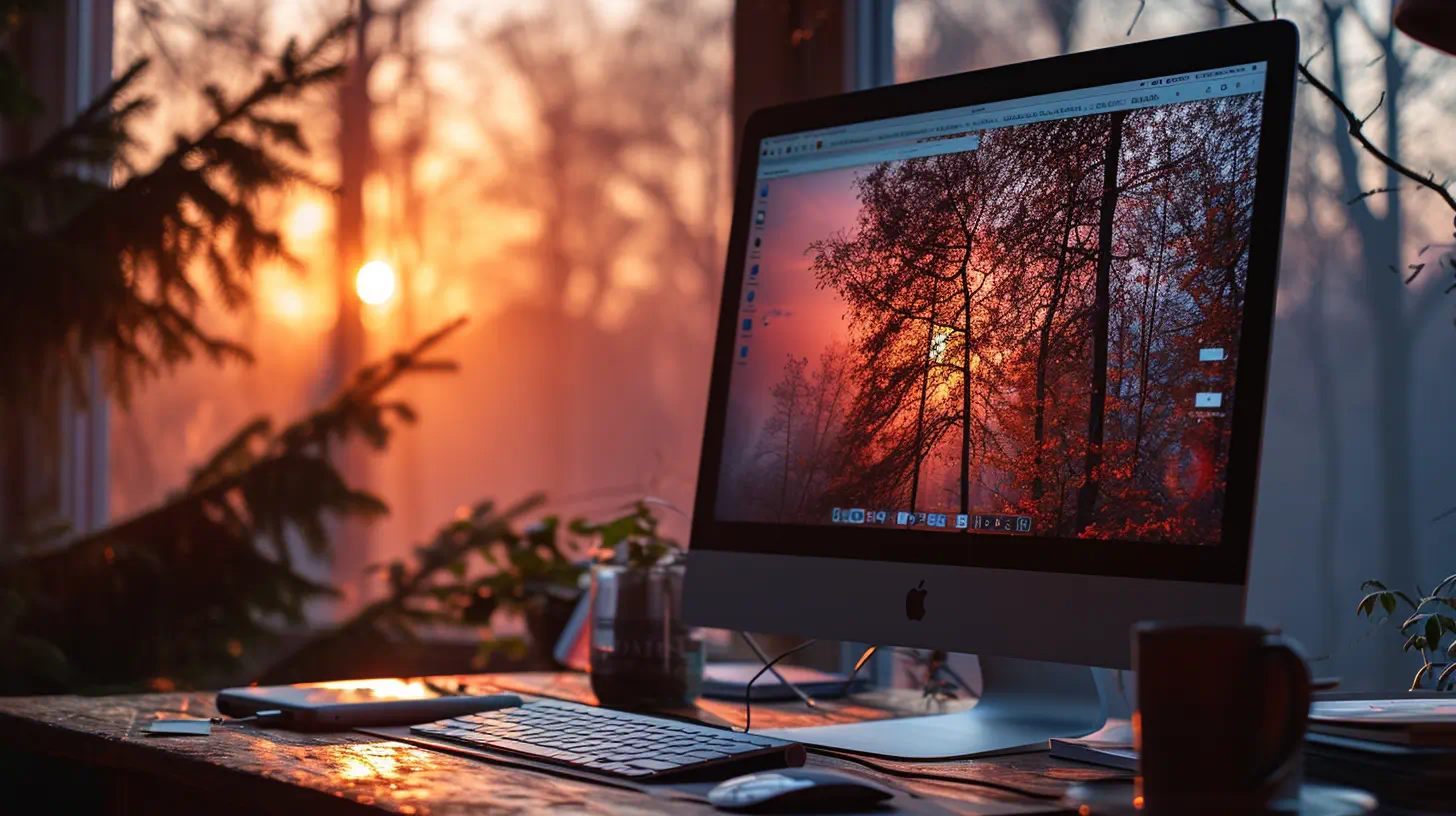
[708,768,895,813]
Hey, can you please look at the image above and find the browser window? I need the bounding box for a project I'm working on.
[718,61,1267,546]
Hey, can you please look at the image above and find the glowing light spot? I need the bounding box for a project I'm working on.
[274,287,307,322]
[356,261,398,305]
[1079,807,1091,816]
[227,639,244,658]
[929,326,952,362]
[1133,795,1145,810]
[444,282,471,318]
[287,200,327,243]
[414,265,437,296]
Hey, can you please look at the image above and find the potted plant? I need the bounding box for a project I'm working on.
[1356,574,1456,691]
[572,499,705,709]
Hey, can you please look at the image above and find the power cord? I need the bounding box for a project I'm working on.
[739,637,818,733]
[210,709,286,727]
[735,640,1058,802]
[738,632,818,708]
[841,644,879,695]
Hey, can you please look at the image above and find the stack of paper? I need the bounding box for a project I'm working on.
[1305,698,1456,812]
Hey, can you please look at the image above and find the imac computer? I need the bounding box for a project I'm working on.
[684,21,1298,759]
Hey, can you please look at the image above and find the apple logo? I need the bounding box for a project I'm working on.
[905,580,927,621]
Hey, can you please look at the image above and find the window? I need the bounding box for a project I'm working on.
[100,0,1454,693]
[893,0,1456,693]
[112,0,731,611]
[0,0,112,544]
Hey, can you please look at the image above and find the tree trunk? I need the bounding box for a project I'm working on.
[959,277,973,517]
[1131,189,1170,471]
[909,283,939,513]
[1075,110,1126,534]
[779,383,796,521]
[1323,4,1414,604]
[329,0,377,606]
[1032,193,1077,501]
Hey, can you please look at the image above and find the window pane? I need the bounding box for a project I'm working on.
[893,0,1456,692]
[112,0,730,614]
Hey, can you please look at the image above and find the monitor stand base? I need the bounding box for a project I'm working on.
[754,656,1107,760]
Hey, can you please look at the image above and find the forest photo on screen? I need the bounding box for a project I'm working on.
[717,91,1264,545]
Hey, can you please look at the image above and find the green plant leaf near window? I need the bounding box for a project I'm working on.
[1358,574,1456,691]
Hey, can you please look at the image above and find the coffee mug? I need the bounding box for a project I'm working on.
[1133,623,1311,813]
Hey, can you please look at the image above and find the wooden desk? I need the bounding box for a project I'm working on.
[0,673,1128,815]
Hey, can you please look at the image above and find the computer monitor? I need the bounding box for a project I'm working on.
[684,22,1298,758]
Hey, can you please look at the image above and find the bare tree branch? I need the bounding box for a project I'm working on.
[1127,0,1146,36]
[1361,90,1384,125]
[1347,186,1401,205]
[1224,0,1456,217]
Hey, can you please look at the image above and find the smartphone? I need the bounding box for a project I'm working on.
[216,677,522,731]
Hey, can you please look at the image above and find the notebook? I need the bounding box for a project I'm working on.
[1309,698,1456,747]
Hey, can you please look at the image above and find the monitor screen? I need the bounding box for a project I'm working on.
[715,62,1267,547]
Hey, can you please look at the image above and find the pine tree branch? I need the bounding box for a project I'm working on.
[15,317,466,567]
[1,319,468,689]
[1,17,356,413]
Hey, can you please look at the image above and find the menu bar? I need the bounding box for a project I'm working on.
[757,62,1266,180]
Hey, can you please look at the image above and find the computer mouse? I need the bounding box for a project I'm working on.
[707,768,896,813]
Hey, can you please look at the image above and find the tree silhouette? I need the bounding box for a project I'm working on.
[1073,109,1128,532]
[758,355,810,521]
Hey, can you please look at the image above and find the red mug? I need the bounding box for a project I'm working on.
[1133,623,1311,814]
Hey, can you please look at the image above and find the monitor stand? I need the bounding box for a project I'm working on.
[754,656,1107,760]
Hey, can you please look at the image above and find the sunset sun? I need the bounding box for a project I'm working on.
[355,260,397,305]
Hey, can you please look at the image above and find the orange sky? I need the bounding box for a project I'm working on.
[719,166,863,455]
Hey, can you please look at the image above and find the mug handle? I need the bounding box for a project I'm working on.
[1250,635,1311,787]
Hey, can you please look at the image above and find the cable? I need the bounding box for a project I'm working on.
[841,644,879,696]
[209,709,285,727]
[739,632,818,708]
[808,746,1065,801]
[741,638,818,733]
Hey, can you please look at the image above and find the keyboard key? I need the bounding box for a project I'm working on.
[487,739,565,760]
[627,759,681,771]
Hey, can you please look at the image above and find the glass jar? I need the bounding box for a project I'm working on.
[588,562,705,708]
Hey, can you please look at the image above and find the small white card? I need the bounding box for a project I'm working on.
[147,719,213,736]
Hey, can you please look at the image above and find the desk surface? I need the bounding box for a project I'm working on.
[0,673,1128,815]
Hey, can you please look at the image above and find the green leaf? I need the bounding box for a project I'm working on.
[1400,612,1430,634]
[1357,593,1380,616]
[1438,614,1456,635]
[1427,617,1444,652]
[1360,580,1388,592]
[1380,593,1397,614]
[1403,634,1422,652]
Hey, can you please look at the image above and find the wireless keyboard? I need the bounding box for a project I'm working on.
[411,698,806,780]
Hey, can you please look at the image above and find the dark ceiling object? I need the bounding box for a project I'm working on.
[1395,0,1456,55]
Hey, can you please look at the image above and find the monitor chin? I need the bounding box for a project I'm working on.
[684,549,1244,672]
